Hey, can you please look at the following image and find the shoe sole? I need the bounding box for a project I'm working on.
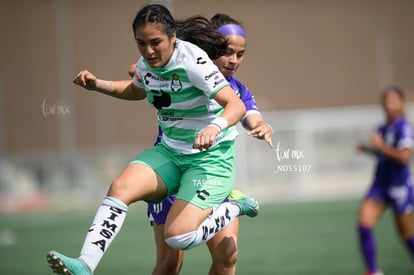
[47,252,74,275]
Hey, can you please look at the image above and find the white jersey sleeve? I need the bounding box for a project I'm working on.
[181,45,228,99]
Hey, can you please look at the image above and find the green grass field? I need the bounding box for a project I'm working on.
[0,199,412,275]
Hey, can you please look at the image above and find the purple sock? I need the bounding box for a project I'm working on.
[358,225,377,272]
[405,236,414,259]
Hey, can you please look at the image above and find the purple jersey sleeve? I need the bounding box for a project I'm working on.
[227,76,261,123]
[396,119,414,149]
[228,76,259,112]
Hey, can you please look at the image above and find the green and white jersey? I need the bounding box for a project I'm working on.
[133,39,239,154]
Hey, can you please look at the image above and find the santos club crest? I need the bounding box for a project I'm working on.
[171,73,182,93]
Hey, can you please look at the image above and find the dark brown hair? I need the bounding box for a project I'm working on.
[210,13,243,29]
[132,4,227,59]
[381,85,405,101]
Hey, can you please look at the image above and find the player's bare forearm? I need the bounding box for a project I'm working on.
[213,87,246,127]
[219,100,246,127]
[376,144,411,165]
[89,80,146,100]
[244,114,274,148]
[73,70,146,100]
[106,81,146,100]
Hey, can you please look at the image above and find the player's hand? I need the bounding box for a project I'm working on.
[356,143,364,152]
[73,70,97,90]
[370,133,384,150]
[356,143,376,154]
[193,126,220,151]
[248,122,274,148]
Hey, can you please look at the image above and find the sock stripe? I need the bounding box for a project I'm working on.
[103,196,128,212]
[183,232,197,250]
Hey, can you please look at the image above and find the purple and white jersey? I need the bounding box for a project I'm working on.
[366,116,414,214]
[373,116,413,187]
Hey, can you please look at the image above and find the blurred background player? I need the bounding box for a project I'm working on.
[131,13,273,275]
[357,85,414,275]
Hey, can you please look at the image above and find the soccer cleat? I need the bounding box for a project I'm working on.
[227,189,259,217]
[364,271,384,275]
[47,251,92,275]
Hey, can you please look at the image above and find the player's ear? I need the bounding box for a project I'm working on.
[171,32,177,44]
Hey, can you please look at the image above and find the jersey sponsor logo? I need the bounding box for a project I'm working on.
[144,72,151,85]
[196,189,210,201]
[213,79,225,88]
[151,89,171,109]
[158,110,183,122]
[196,57,207,65]
[158,115,183,122]
[171,73,182,93]
[204,70,219,81]
[144,72,169,86]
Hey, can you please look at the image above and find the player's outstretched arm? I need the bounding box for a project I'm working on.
[370,132,411,164]
[244,114,274,148]
[73,70,146,100]
[356,143,376,155]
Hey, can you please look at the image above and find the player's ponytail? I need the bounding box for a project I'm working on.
[175,16,227,60]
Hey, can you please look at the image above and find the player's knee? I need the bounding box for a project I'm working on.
[108,177,125,194]
[154,258,181,275]
[210,254,237,275]
[215,244,238,268]
[220,250,238,269]
[228,249,238,266]
[165,231,197,250]
[108,177,132,203]
[153,246,183,275]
